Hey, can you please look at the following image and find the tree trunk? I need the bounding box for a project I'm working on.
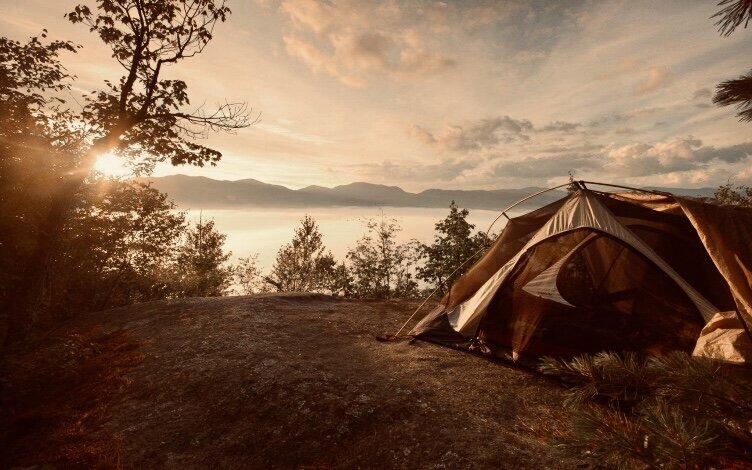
[3,149,98,347]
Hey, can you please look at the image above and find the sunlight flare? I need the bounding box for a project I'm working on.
[92,152,132,178]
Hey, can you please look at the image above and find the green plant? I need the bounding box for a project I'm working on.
[539,351,752,468]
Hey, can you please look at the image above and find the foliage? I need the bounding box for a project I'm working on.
[0,34,80,313]
[347,214,419,299]
[416,201,490,295]
[713,0,752,36]
[715,183,752,207]
[67,0,252,167]
[714,69,752,122]
[266,215,344,294]
[713,1,752,121]
[0,32,77,130]
[234,254,269,295]
[52,176,187,313]
[173,218,233,297]
[1,0,253,343]
[539,351,752,469]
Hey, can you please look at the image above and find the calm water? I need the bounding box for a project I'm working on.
[183,206,520,270]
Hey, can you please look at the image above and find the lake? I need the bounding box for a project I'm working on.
[183,206,521,270]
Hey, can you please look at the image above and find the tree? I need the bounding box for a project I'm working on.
[417,201,490,295]
[5,0,256,340]
[712,0,752,121]
[539,352,752,469]
[0,34,86,342]
[234,254,268,295]
[53,177,187,312]
[173,218,233,297]
[265,215,341,293]
[347,214,419,299]
[715,183,752,207]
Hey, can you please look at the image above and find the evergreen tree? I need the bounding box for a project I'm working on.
[347,214,418,299]
[266,215,340,293]
[173,218,233,297]
[539,351,752,469]
[417,201,490,295]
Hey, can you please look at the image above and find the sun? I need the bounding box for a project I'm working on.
[92,152,133,178]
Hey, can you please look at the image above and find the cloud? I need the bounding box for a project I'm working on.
[410,116,592,154]
[408,116,533,153]
[694,142,752,163]
[633,66,670,94]
[693,87,712,99]
[538,120,581,132]
[483,136,752,184]
[353,157,482,183]
[614,127,637,135]
[598,58,643,80]
[733,167,752,184]
[588,113,631,128]
[279,0,456,87]
[536,143,604,154]
[603,138,752,176]
[492,154,603,178]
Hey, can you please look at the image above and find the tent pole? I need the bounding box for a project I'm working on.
[578,180,672,196]
[387,245,487,340]
[482,182,572,236]
[384,180,679,341]
[386,182,573,340]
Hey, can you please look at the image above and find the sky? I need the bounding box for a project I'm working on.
[2,0,751,191]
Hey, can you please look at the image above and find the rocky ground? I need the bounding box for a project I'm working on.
[67,293,575,469]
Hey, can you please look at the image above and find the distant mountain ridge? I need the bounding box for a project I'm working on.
[140,174,717,210]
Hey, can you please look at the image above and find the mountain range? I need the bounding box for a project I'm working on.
[140,174,717,211]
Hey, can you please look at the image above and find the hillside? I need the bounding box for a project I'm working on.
[141,175,567,210]
[44,294,575,468]
[140,175,718,211]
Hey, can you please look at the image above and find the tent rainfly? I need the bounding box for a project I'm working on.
[410,186,752,365]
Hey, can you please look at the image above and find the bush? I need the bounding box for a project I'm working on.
[539,351,752,469]
[347,214,419,299]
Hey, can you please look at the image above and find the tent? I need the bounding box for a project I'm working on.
[410,184,752,365]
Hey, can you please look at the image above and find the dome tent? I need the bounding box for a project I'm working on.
[409,184,752,365]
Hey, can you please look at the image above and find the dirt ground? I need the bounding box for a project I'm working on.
[69,293,576,469]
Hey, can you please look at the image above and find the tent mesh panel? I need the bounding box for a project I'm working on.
[477,229,706,360]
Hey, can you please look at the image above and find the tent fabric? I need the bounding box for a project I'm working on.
[675,197,752,331]
[411,188,752,364]
[446,191,719,337]
[693,311,752,364]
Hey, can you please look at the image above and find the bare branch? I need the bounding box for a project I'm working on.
[154,101,260,138]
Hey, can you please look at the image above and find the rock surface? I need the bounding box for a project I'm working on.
[74,294,572,469]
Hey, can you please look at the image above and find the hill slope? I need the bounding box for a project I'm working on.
[70,294,573,469]
[142,175,565,210]
[141,175,718,210]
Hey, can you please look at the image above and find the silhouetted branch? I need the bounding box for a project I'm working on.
[713,0,752,36]
[713,69,752,121]
[154,101,259,139]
